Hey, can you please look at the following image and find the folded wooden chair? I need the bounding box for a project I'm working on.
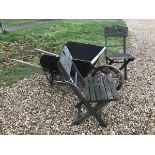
[104,25,135,80]
[57,46,120,127]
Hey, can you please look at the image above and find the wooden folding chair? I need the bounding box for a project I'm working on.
[57,46,120,127]
[104,25,135,80]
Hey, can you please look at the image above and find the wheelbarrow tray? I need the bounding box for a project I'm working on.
[40,42,105,78]
[66,42,104,63]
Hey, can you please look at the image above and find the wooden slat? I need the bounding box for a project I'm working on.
[94,78,102,101]
[85,79,90,101]
[61,56,68,74]
[74,72,78,85]
[107,76,119,99]
[102,76,113,99]
[98,76,107,100]
[107,53,135,60]
[66,53,72,74]
[60,46,72,75]
[89,78,96,101]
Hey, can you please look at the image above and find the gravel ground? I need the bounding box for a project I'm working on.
[1,19,155,135]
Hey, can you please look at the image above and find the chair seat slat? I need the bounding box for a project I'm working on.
[102,76,114,100]
[85,79,90,101]
[106,53,135,60]
[94,78,102,101]
[107,76,120,99]
[89,79,96,102]
[98,76,107,100]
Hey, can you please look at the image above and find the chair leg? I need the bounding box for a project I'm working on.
[73,101,83,121]
[124,64,127,80]
[109,60,114,65]
[73,102,108,127]
[87,106,107,127]
[75,101,83,108]
[77,104,82,117]
[106,58,108,64]
[119,59,131,80]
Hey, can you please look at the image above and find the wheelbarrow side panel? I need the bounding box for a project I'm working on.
[40,54,92,77]
[65,42,104,63]
[40,55,60,74]
[40,42,105,80]
[73,59,93,77]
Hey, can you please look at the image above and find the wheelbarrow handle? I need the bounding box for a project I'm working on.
[35,48,59,57]
[90,47,106,65]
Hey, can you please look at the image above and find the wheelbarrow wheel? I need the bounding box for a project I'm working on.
[91,65,124,91]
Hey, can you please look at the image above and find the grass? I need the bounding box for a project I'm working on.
[4,19,38,26]
[0,19,126,86]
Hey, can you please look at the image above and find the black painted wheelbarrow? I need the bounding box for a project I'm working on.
[39,42,124,90]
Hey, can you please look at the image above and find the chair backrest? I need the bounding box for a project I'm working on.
[57,46,85,101]
[104,25,128,54]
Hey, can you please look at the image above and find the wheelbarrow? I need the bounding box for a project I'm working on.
[39,42,124,90]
